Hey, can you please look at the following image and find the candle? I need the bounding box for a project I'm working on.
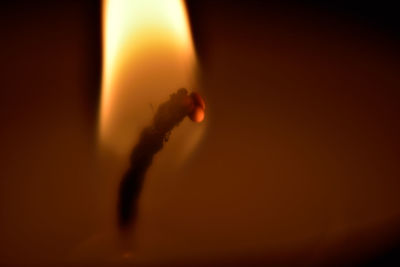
[1,1,400,265]
[71,0,207,263]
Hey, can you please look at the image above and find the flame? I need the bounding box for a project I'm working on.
[99,0,202,159]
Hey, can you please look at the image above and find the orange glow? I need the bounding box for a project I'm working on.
[99,0,203,159]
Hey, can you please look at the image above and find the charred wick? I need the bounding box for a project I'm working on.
[118,88,204,230]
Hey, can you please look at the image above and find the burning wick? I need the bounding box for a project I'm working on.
[118,88,205,230]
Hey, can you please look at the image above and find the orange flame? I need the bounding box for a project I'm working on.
[99,0,203,162]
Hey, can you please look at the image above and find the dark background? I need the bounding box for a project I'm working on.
[0,0,400,265]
